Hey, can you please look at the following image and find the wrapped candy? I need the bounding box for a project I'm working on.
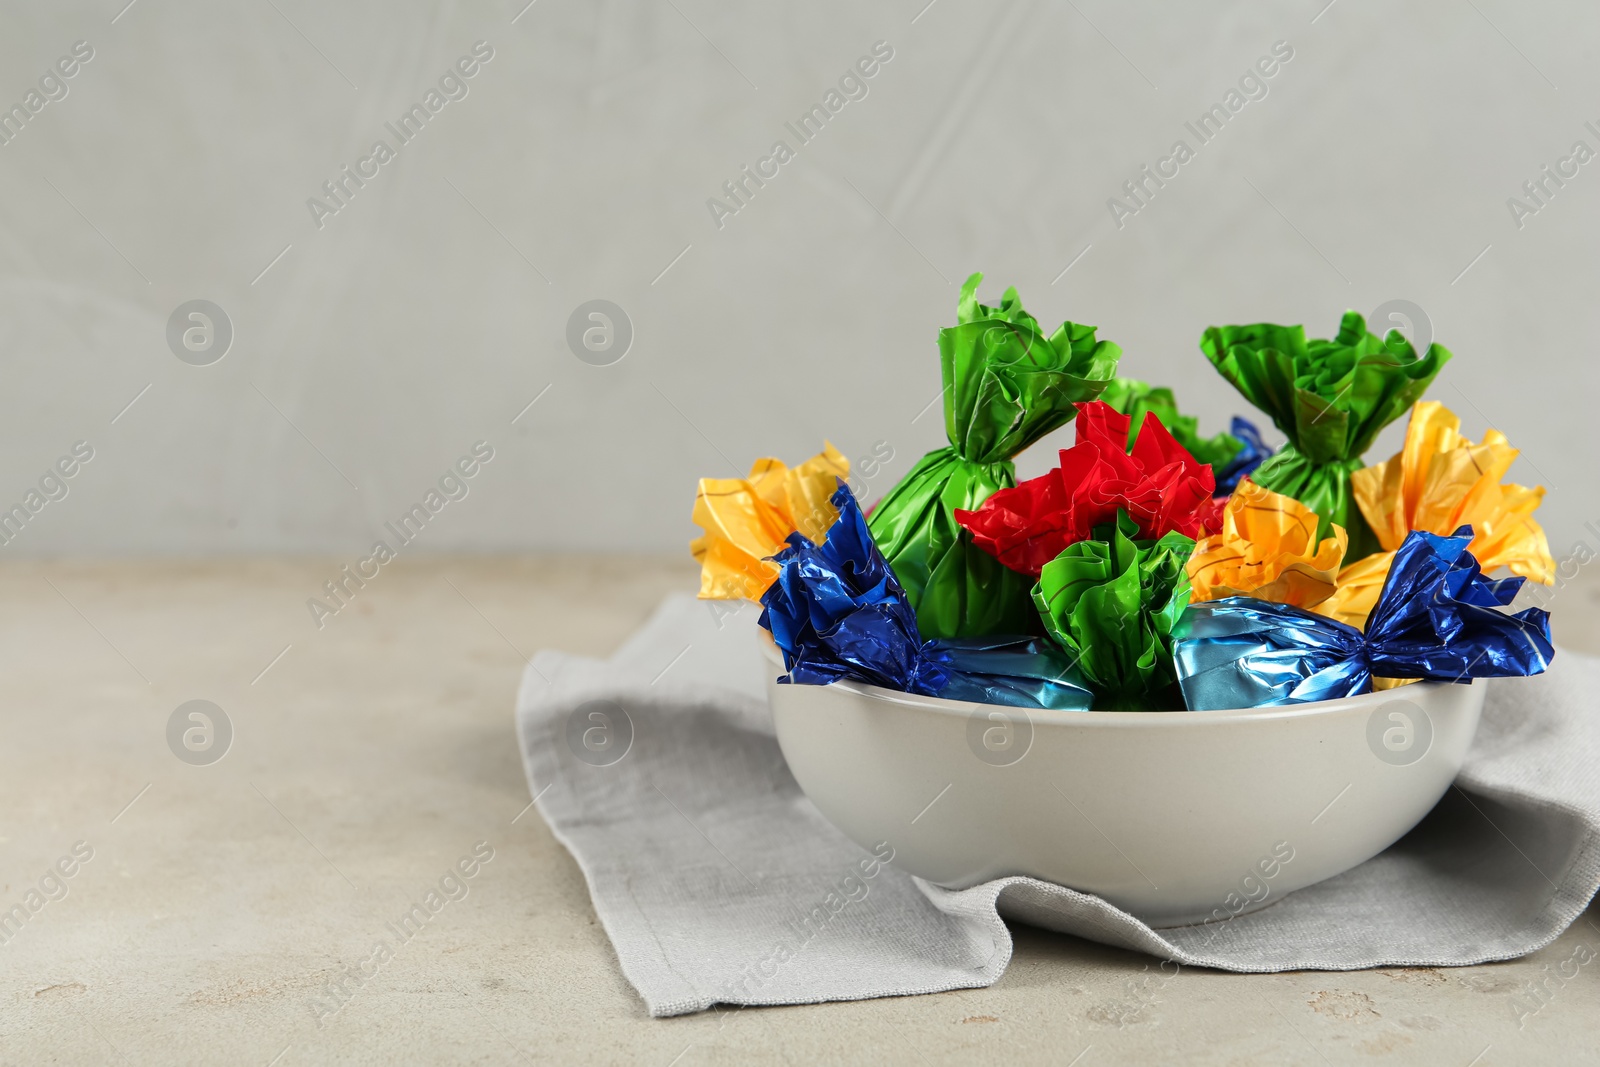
[762,481,1093,711]
[868,272,1122,639]
[691,442,849,600]
[1200,312,1450,559]
[1173,526,1554,710]
[1031,512,1196,710]
[1315,401,1554,628]
[1187,479,1348,610]
[956,401,1223,579]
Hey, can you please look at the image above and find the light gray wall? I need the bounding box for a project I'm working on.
[0,0,1592,557]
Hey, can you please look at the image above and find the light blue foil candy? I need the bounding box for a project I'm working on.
[1174,525,1554,710]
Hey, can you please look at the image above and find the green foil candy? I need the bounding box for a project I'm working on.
[869,272,1122,639]
[1099,377,1245,471]
[1199,311,1450,559]
[1031,513,1195,711]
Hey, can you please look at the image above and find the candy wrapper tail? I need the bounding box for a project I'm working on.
[1186,479,1348,610]
[1098,378,1274,494]
[1200,312,1451,560]
[1099,378,1245,471]
[956,401,1222,579]
[691,442,850,600]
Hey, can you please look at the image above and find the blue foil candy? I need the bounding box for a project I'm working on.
[1214,416,1273,496]
[760,481,1093,711]
[1173,525,1554,709]
[760,480,941,694]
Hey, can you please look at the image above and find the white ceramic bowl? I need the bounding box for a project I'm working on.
[763,642,1483,927]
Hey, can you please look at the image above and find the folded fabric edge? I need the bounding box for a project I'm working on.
[989,841,1599,974]
[513,655,774,1015]
[989,773,1600,972]
[512,656,1017,1016]
[1439,775,1600,959]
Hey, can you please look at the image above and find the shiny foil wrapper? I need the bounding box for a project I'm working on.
[1174,525,1554,710]
[761,482,1092,711]
[1098,379,1272,497]
[1100,378,1245,471]
[867,271,1122,639]
[1201,311,1451,560]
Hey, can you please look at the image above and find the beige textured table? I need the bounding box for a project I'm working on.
[2,557,1597,1066]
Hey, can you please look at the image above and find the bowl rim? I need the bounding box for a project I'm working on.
[758,632,1472,726]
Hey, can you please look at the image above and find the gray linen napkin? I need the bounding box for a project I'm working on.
[515,593,1600,1018]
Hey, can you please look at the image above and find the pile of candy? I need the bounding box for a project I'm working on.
[691,273,1556,711]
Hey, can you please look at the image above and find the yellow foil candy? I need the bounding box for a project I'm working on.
[691,442,850,600]
[1316,401,1554,628]
[1186,480,1348,609]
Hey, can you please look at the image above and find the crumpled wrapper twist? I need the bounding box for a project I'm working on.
[1315,400,1554,628]
[691,442,849,600]
[1031,512,1195,710]
[1098,379,1274,495]
[1201,312,1450,560]
[956,401,1223,579]
[868,271,1122,639]
[1099,378,1244,471]
[761,481,1093,711]
[1187,479,1348,609]
[1174,525,1554,710]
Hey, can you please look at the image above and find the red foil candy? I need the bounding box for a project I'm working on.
[955,401,1226,578]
